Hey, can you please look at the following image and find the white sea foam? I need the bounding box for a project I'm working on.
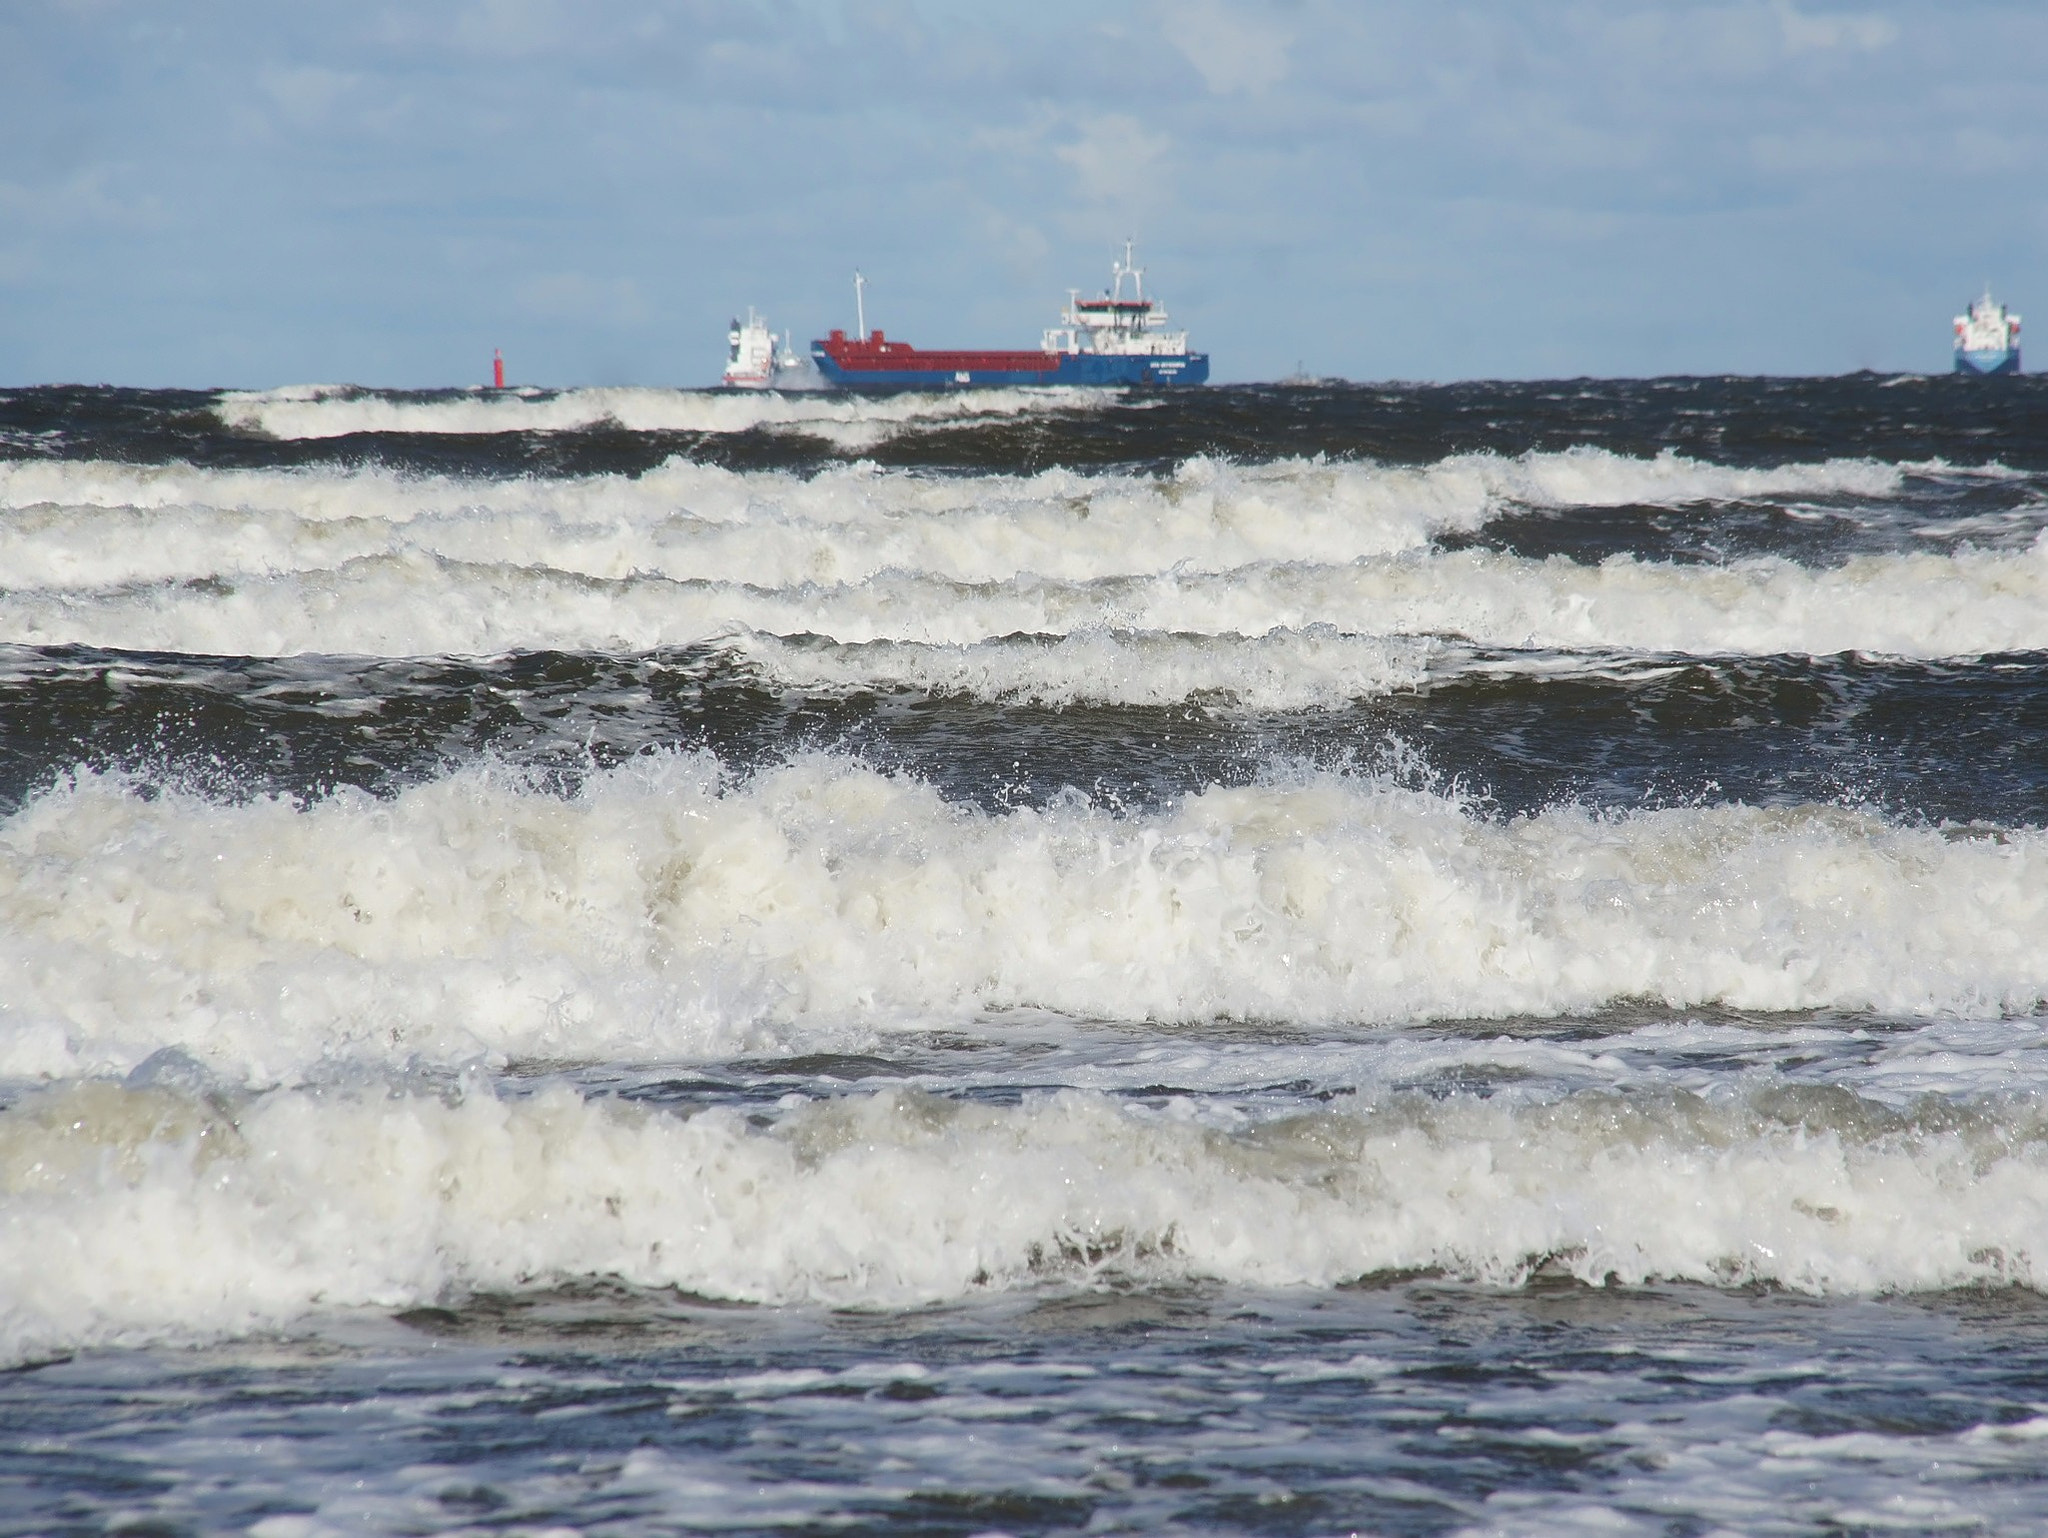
[3,536,2045,671]
[0,449,2020,671]
[0,447,1905,583]
[213,384,1109,442]
[1464,446,1901,507]
[2,1070,2045,1363]
[4,754,2046,1085]
[0,450,1554,586]
[731,628,1452,708]
[0,454,2023,675]
[0,453,1492,597]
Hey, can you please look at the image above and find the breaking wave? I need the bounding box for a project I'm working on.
[212,383,1112,443]
[729,628,1453,709]
[1,540,2043,670]
[5,753,2045,1084]
[0,449,2027,672]
[3,1068,2045,1362]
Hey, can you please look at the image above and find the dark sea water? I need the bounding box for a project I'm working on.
[3,375,2048,1534]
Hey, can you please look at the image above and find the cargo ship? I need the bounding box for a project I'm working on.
[811,243,1209,390]
[1954,287,2021,375]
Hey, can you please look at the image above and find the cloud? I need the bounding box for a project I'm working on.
[516,272,647,324]
[1749,127,1897,174]
[1055,113,1172,214]
[1778,5,1898,54]
[0,165,166,230]
[1158,0,1291,94]
[258,64,358,129]
[453,0,568,58]
[979,211,1053,287]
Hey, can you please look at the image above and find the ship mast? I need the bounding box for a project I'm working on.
[854,271,867,338]
[1122,237,1143,304]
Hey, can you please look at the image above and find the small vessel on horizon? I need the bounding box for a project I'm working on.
[722,308,777,388]
[1954,287,2021,375]
[722,309,818,389]
[810,243,1209,390]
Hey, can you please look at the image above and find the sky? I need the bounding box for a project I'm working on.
[2,0,2044,386]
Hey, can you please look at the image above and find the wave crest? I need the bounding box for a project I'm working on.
[2,1074,2044,1361]
[213,383,1113,442]
[4,754,2045,1083]
[0,450,2012,668]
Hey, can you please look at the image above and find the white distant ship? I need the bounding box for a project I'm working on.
[1954,288,2021,375]
[722,309,817,389]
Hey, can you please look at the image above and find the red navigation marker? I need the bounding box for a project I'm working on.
[492,348,505,389]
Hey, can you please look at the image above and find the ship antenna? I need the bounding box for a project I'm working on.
[855,270,867,338]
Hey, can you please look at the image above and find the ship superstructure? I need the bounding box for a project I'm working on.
[1039,242,1198,371]
[723,308,777,388]
[1954,288,2021,375]
[811,243,1209,390]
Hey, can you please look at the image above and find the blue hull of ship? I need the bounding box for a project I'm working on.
[1956,348,2020,375]
[813,351,1209,391]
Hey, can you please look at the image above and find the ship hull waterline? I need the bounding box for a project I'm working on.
[1955,349,2022,376]
[810,349,1209,392]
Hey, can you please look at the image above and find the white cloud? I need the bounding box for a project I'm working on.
[1055,113,1173,214]
[516,272,647,324]
[258,64,358,129]
[0,166,166,230]
[1749,127,1898,173]
[453,0,567,57]
[1779,5,1898,54]
[1158,0,1291,95]
[979,211,1053,287]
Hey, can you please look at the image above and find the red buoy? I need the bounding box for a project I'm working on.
[492,348,505,390]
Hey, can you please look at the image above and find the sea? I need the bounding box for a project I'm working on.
[2,373,2048,1536]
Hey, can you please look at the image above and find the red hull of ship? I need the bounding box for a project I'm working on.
[816,329,1058,377]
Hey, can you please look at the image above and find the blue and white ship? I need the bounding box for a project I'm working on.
[1954,288,2021,375]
